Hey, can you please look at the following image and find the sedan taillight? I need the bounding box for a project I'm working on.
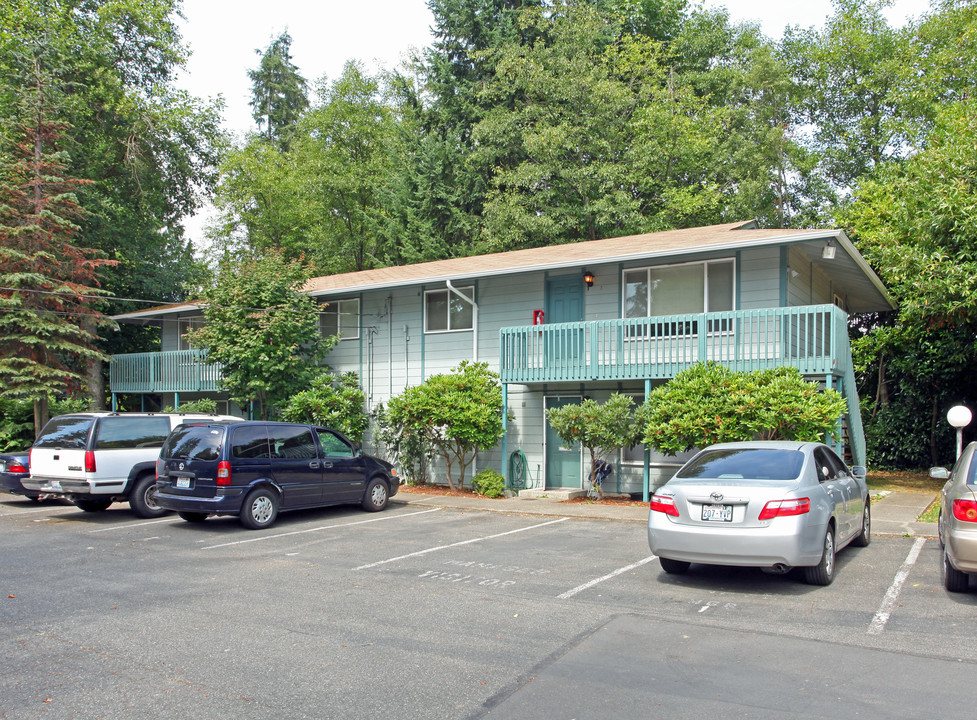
[952,499,977,522]
[8,462,27,473]
[758,497,810,520]
[650,494,679,516]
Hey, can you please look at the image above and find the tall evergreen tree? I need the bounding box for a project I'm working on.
[248,30,309,148]
[0,45,115,433]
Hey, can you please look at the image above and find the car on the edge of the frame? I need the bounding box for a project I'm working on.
[648,441,870,586]
[931,441,977,592]
[0,450,35,500]
[154,421,399,529]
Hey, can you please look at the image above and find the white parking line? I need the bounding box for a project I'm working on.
[356,517,569,570]
[557,555,658,599]
[0,506,73,518]
[88,518,177,533]
[201,508,443,549]
[868,537,926,635]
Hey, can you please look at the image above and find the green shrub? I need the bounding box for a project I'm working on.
[164,398,218,414]
[472,469,506,498]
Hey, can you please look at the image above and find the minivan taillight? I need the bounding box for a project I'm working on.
[84,451,96,473]
[952,499,977,522]
[216,460,231,486]
[155,458,164,480]
[758,497,810,520]
[650,494,679,516]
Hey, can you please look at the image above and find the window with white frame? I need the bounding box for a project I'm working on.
[178,317,206,350]
[424,286,474,333]
[623,259,735,319]
[320,298,360,340]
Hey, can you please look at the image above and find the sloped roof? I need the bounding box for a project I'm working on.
[112,220,894,322]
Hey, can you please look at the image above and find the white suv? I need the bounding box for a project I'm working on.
[25,412,241,517]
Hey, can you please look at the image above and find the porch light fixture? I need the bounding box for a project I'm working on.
[583,270,595,289]
[821,239,837,260]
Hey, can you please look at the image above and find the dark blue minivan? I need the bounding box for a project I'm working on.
[154,422,398,529]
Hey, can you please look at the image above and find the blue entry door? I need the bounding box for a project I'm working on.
[545,396,582,489]
[545,274,585,366]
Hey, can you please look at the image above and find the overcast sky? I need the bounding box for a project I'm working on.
[176,0,934,138]
[174,0,934,242]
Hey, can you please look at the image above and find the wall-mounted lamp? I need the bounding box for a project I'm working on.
[821,239,837,260]
[583,270,595,289]
[787,266,799,278]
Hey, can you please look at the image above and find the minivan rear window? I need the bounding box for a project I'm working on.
[677,448,804,481]
[161,425,224,462]
[94,417,172,450]
[33,416,95,449]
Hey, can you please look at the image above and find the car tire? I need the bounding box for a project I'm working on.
[943,548,970,593]
[73,498,113,513]
[659,557,691,575]
[362,478,389,512]
[804,527,836,586]
[240,488,279,529]
[178,512,208,523]
[129,474,168,519]
[852,501,871,547]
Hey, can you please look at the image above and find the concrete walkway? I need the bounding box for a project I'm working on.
[392,488,939,537]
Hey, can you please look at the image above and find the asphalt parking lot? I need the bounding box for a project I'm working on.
[2,496,974,719]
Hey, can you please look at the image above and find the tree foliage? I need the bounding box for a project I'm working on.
[546,393,642,496]
[640,364,848,454]
[248,30,309,148]
[382,361,504,489]
[280,371,369,442]
[188,249,334,420]
[0,43,117,432]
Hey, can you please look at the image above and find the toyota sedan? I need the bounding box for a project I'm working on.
[648,441,870,586]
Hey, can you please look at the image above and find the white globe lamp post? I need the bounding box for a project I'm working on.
[948,405,973,459]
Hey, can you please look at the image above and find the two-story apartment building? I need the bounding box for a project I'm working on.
[111,220,894,498]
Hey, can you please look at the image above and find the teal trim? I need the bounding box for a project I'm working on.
[501,384,509,484]
[780,246,789,307]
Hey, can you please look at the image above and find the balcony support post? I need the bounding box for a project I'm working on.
[643,378,652,502]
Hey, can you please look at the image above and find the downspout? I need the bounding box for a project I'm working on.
[446,280,479,482]
[446,280,478,361]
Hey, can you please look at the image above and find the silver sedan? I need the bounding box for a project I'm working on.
[931,442,977,592]
[648,441,871,585]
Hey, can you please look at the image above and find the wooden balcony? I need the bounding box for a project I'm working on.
[109,349,222,394]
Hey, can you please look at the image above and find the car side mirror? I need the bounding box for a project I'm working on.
[929,467,950,480]
[850,465,867,480]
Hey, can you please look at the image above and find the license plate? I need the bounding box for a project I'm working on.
[0,462,6,472]
[176,477,191,489]
[51,481,62,491]
[701,504,732,522]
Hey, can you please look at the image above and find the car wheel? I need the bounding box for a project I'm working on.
[659,557,691,575]
[178,512,208,523]
[129,474,168,519]
[362,478,389,512]
[73,498,113,513]
[804,527,836,586]
[943,548,970,593]
[852,501,871,547]
[240,488,279,529]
